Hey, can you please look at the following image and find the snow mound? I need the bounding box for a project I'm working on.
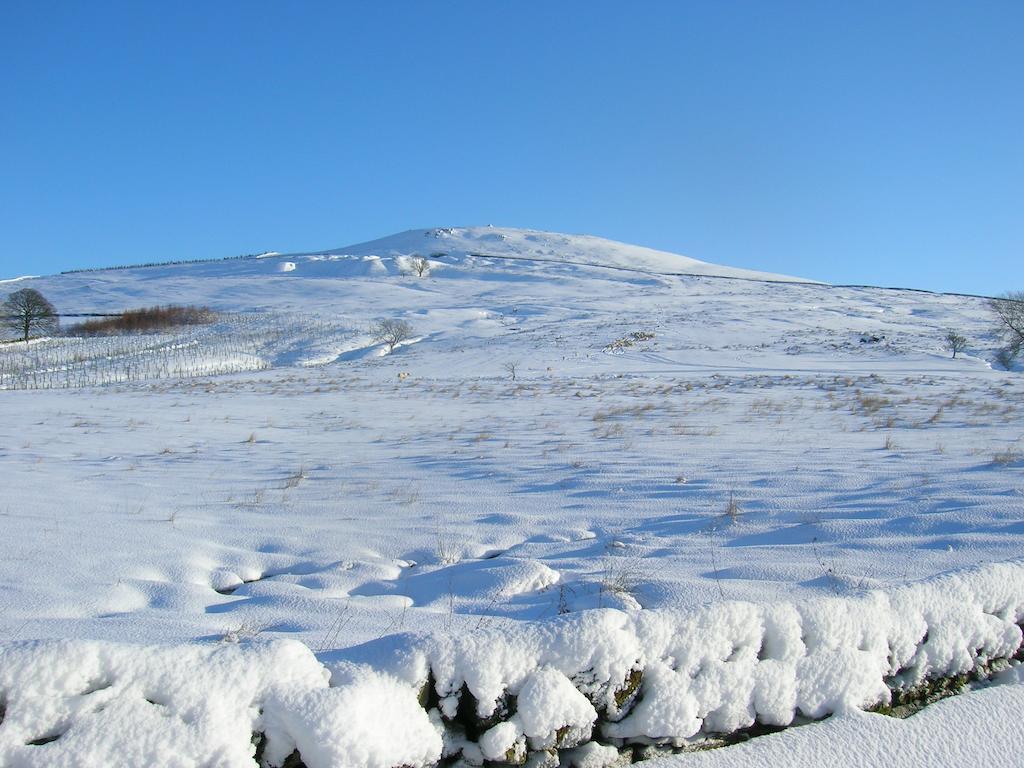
[353,558,560,607]
[0,640,439,768]
[0,640,322,767]
[263,669,441,768]
[297,226,814,283]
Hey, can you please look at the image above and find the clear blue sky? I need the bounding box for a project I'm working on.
[1,1,1020,294]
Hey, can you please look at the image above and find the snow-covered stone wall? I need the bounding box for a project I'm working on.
[2,561,1022,768]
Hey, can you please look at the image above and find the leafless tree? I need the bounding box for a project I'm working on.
[405,256,431,278]
[990,292,1024,361]
[2,288,57,342]
[373,319,414,352]
[503,361,519,381]
[944,330,968,359]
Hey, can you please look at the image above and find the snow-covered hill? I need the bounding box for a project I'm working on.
[299,226,814,283]
[13,226,813,316]
[4,224,995,381]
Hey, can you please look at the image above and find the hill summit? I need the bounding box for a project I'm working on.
[296,226,814,283]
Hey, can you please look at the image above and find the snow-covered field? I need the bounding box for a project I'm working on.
[1,227,1021,767]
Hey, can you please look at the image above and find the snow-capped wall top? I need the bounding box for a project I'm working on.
[300,226,815,283]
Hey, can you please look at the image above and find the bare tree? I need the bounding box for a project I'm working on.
[944,330,968,359]
[2,288,58,342]
[409,257,431,278]
[373,319,414,353]
[503,361,519,381]
[990,292,1024,361]
[398,256,432,278]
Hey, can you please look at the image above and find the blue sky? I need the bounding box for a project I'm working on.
[1,1,1020,294]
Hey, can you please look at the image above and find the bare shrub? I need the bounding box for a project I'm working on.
[68,305,217,336]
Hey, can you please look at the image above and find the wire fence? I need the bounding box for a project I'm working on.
[0,312,358,390]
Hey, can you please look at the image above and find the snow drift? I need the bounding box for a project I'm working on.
[1,560,1022,767]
